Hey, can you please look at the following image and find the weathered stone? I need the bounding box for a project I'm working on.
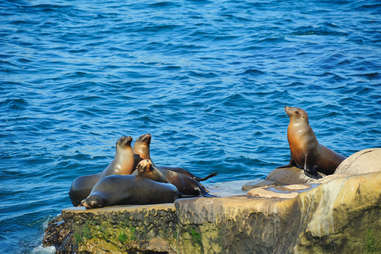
[335,148,381,175]
[44,204,178,254]
[43,148,381,253]
[242,166,322,191]
[295,171,381,253]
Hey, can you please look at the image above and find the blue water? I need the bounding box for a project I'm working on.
[1,0,380,252]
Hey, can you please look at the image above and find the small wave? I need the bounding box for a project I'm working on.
[291,26,348,36]
[222,93,253,107]
[239,69,265,76]
[351,72,379,80]
[0,98,28,110]
[32,245,56,254]
[149,1,180,8]
[188,70,218,79]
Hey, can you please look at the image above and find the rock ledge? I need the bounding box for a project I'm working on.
[43,149,381,253]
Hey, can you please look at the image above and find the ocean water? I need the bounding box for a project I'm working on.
[0,0,380,252]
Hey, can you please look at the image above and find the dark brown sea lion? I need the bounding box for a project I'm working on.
[137,159,215,197]
[81,175,179,209]
[280,106,346,178]
[69,136,135,206]
[133,133,217,182]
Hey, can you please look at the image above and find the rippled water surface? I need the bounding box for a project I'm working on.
[1,0,380,252]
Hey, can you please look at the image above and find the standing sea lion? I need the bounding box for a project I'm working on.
[133,133,217,182]
[81,175,179,209]
[280,106,346,178]
[69,136,135,206]
[137,159,215,197]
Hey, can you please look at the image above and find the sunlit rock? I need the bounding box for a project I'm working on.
[43,148,381,253]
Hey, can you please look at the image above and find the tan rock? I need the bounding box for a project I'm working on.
[335,148,381,175]
[242,167,322,191]
[247,187,299,199]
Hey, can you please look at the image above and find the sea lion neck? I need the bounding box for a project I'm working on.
[114,139,135,174]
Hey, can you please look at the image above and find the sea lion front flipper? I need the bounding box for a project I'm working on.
[303,154,321,179]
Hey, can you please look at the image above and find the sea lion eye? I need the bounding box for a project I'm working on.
[295,111,299,115]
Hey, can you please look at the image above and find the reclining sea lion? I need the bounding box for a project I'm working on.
[133,133,217,182]
[81,175,179,209]
[69,136,135,206]
[137,159,215,197]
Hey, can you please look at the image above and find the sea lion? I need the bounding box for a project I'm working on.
[280,106,346,178]
[81,175,179,209]
[69,136,135,206]
[137,159,215,197]
[133,133,217,182]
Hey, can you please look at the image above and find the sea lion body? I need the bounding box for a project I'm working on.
[69,173,100,206]
[283,106,346,177]
[133,133,217,182]
[158,166,217,182]
[81,175,179,209]
[137,159,214,197]
[69,136,135,206]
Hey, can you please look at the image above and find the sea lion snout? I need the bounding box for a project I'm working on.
[284,106,305,119]
[284,106,293,117]
[81,195,105,209]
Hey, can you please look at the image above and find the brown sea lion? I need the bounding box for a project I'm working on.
[69,136,135,206]
[81,175,179,209]
[280,106,346,178]
[137,159,215,197]
[133,133,217,182]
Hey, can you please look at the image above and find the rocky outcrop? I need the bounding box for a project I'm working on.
[43,204,178,253]
[43,149,381,253]
[335,148,381,175]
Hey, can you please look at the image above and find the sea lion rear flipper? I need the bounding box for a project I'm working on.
[195,171,218,182]
[197,183,217,197]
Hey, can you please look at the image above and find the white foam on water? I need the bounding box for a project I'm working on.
[31,245,56,254]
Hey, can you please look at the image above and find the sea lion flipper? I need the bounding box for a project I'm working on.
[195,172,218,182]
[195,181,216,197]
[303,154,321,179]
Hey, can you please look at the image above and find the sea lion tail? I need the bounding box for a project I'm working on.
[195,171,218,182]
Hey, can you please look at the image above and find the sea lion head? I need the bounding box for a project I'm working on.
[137,159,167,183]
[116,136,133,150]
[285,106,309,123]
[81,194,106,209]
[134,133,151,159]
